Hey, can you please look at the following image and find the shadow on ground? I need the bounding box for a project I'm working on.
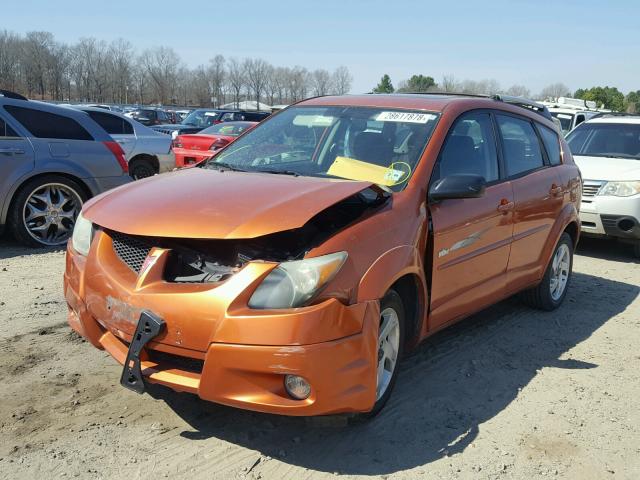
[0,234,64,260]
[147,271,639,476]
[576,236,639,263]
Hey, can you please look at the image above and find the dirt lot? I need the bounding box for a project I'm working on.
[0,236,638,480]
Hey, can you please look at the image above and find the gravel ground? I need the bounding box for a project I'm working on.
[0,235,638,480]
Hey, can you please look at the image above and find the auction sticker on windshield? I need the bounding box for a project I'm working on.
[376,111,436,123]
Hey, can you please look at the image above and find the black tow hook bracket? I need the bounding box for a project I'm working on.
[120,311,165,394]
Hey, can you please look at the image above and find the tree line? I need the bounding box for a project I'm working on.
[372,74,640,112]
[0,30,353,108]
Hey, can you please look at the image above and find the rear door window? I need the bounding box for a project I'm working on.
[5,105,93,140]
[434,112,499,182]
[538,124,562,165]
[496,114,544,177]
[86,111,134,135]
[0,117,19,137]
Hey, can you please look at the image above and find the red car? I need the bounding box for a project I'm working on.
[173,121,257,167]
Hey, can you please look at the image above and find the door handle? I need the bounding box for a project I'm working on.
[497,200,514,212]
[549,184,563,196]
[0,147,24,155]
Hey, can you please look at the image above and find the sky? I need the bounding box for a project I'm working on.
[4,0,640,95]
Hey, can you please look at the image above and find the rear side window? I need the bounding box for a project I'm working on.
[496,114,544,177]
[86,111,134,135]
[434,112,499,182]
[5,106,93,141]
[0,117,19,137]
[538,125,562,165]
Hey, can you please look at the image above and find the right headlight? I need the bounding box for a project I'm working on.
[71,212,93,256]
[248,252,348,309]
[598,181,640,197]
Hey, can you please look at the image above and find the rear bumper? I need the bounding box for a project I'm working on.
[173,147,213,168]
[89,174,132,195]
[64,240,379,416]
[156,152,176,173]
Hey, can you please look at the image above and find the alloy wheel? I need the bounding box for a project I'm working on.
[549,243,570,301]
[376,307,400,401]
[22,183,82,246]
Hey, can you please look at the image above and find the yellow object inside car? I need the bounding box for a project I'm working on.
[328,156,409,186]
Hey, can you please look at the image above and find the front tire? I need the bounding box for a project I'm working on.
[354,289,406,421]
[9,175,86,247]
[520,232,573,310]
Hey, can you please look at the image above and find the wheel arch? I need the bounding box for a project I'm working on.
[357,245,428,348]
[2,171,93,226]
[129,153,159,173]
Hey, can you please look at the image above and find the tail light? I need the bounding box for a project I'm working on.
[103,141,128,174]
[210,139,228,150]
[172,137,183,148]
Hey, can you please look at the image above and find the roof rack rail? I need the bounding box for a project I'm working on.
[492,94,553,121]
[0,89,28,101]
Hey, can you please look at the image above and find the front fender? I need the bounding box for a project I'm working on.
[357,245,425,302]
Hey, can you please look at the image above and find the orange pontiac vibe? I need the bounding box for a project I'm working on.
[64,94,582,417]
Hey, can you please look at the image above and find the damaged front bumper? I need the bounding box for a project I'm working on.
[64,234,380,416]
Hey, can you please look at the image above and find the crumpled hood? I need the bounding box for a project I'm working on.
[83,168,373,239]
[574,155,640,181]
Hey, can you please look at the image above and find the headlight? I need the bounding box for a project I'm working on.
[248,252,347,309]
[71,212,93,256]
[598,181,640,197]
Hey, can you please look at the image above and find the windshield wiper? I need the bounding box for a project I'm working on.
[204,161,247,172]
[252,168,300,177]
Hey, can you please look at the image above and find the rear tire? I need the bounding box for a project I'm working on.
[129,158,156,180]
[352,289,405,421]
[8,175,86,247]
[520,232,573,311]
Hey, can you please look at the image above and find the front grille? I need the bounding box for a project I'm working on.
[152,127,173,136]
[582,180,604,197]
[111,231,152,273]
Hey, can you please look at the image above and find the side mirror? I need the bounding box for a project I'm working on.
[429,174,486,202]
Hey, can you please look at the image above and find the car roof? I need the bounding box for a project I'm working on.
[298,93,556,126]
[0,97,112,141]
[584,115,640,125]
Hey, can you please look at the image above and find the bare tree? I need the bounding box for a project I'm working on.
[226,57,246,108]
[505,84,531,98]
[22,31,55,99]
[440,74,458,92]
[0,29,356,107]
[244,57,270,109]
[311,68,332,96]
[108,39,133,103]
[0,30,24,91]
[209,54,225,106]
[141,46,181,104]
[538,82,570,100]
[332,66,352,95]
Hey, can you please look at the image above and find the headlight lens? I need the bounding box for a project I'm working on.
[598,181,640,197]
[71,212,93,256]
[248,252,347,309]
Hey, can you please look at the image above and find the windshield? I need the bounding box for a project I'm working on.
[567,122,640,159]
[200,122,254,136]
[208,106,439,191]
[551,112,574,134]
[181,110,221,127]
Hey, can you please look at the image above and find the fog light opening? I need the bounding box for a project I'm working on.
[618,218,635,232]
[284,375,311,400]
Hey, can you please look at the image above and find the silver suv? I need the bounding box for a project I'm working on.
[0,91,131,247]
